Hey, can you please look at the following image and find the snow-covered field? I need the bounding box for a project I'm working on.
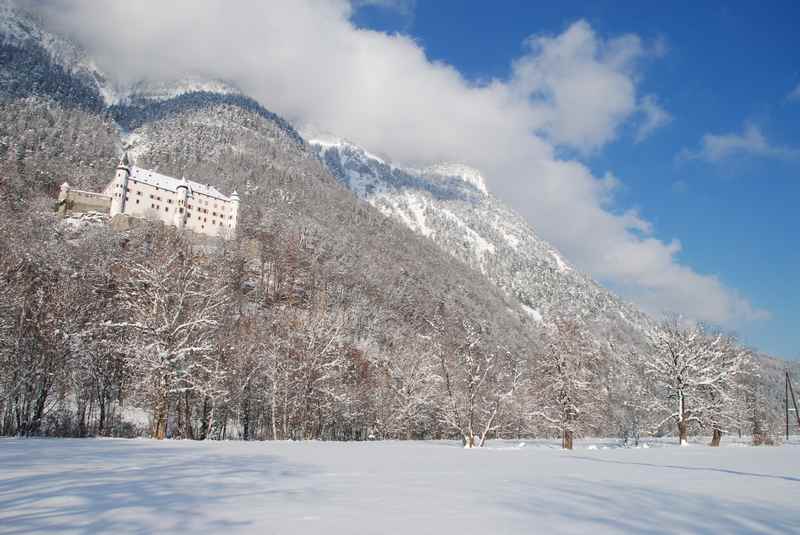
[1,438,798,534]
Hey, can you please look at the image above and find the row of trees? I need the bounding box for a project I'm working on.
[0,201,773,448]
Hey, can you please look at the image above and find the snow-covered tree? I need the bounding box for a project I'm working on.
[644,317,751,445]
[531,319,600,449]
[111,231,228,439]
[435,317,522,448]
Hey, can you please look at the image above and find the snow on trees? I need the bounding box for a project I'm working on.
[0,85,792,443]
[644,317,752,446]
[434,316,523,448]
[531,319,600,449]
[110,231,228,439]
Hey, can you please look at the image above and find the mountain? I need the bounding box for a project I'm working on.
[0,2,539,365]
[1,3,795,441]
[310,136,655,347]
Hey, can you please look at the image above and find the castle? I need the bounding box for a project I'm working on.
[58,153,240,239]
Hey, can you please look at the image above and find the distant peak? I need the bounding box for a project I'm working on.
[123,77,241,102]
[424,163,488,195]
[308,135,388,165]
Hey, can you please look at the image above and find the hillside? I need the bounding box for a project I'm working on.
[0,0,795,442]
[311,137,655,347]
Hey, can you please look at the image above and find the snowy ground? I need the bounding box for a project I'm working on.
[1,438,798,534]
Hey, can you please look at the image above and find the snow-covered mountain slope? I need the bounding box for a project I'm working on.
[0,0,116,103]
[122,78,241,104]
[0,0,242,106]
[0,5,540,366]
[311,137,655,341]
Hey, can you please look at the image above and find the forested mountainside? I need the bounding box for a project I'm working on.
[1,0,796,445]
[311,138,655,344]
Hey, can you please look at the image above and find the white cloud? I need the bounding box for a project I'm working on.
[509,21,644,153]
[788,83,800,101]
[636,94,672,142]
[681,123,799,162]
[27,0,767,326]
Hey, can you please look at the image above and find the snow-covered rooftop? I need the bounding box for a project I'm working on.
[129,167,231,202]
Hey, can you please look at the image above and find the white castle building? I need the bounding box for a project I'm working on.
[58,153,240,239]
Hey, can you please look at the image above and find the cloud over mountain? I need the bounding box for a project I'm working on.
[26,0,767,326]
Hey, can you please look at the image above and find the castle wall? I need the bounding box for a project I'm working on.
[60,190,112,216]
[182,191,237,238]
[119,178,236,238]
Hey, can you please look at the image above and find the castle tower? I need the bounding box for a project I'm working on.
[110,152,131,217]
[230,190,240,236]
[174,176,189,229]
[57,181,70,217]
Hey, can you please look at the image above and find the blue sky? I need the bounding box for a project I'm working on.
[354,1,800,358]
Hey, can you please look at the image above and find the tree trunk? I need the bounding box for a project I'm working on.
[709,428,721,447]
[183,391,194,440]
[205,400,216,440]
[77,399,87,437]
[678,419,688,446]
[98,395,107,436]
[199,396,210,440]
[271,394,278,441]
[563,428,573,450]
[152,391,168,440]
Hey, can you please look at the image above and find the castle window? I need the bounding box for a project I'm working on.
[136,200,140,204]
[151,204,155,209]
[212,212,217,217]
[168,199,172,204]
[150,194,154,199]
[179,208,183,214]
[157,196,161,201]
[165,207,169,212]
[137,191,142,196]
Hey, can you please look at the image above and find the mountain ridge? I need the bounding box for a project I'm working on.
[310,136,656,347]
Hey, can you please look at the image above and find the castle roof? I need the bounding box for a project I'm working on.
[129,166,231,202]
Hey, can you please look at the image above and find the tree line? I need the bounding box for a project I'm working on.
[0,200,778,448]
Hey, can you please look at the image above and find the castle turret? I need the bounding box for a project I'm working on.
[230,190,240,236]
[57,181,70,217]
[110,152,131,217]
[174,176,189,230]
